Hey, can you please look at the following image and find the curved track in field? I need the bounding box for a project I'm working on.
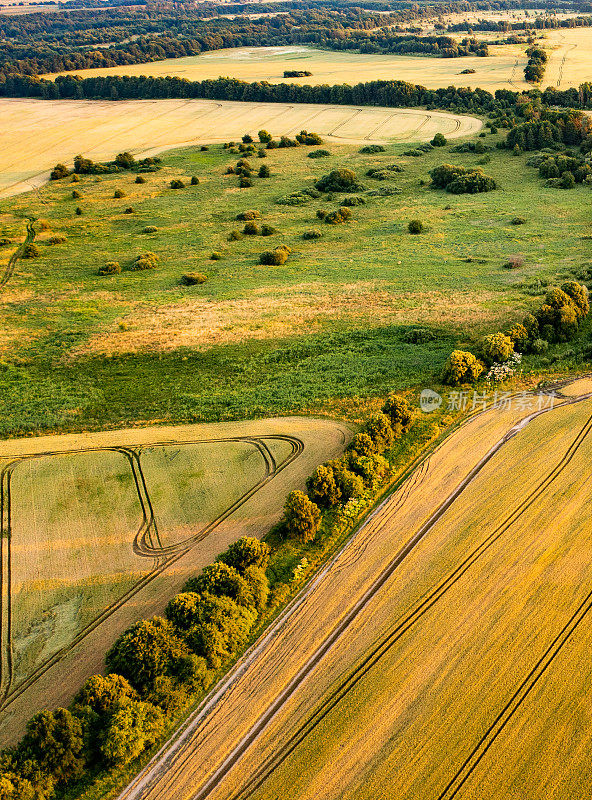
[117,387,592,800]
[0,434,303,710]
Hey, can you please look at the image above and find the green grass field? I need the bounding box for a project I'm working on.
[0,131,590,438]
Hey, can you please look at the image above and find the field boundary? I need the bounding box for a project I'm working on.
[0,434,303,711]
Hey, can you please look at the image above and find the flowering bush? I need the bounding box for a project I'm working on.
[485,352,522,383]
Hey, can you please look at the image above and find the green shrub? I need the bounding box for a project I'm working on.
[243,221,260,235]
[511,216,526,225]
[260,224,277,236]
[303,229,322,240]
[210,251,223,260]
[142,225,158,234]
[408,219,424,234]
[315,168,363,193]
[282,490,321,543]
[47,235,67,245]
[296,130,324,145]
[431,132,448,147]
[22,243,40,259]
[170,179,185,189]
[185,562,253,608]
[327,458,364,501]
[341,196,366,206]
[236,210,260,221]
[130,252,158,271]
[260,246,290,265]
[135,175,146,184]
[228,229,243,241]
[190,176,200,186]
[258,130,272,143]
[240,177,253,188]
[113,189,125,198]
[308,149,331,158]
[532,337,549,354]
[503,254,524,269]
[258,165,270,178]
[181,272,207,285]
[75,206,83,215]
[72,189,82,199]
[359,144,385,154]
[124,207,134,214]
[50,163,70,180]
[316,209,327,219]
[349,432,377,458]
[98,261,121,276]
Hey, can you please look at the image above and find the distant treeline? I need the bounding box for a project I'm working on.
[4,72,592,114]
[2,0,591,79]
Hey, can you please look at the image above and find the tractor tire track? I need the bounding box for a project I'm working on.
[0,435,303,709]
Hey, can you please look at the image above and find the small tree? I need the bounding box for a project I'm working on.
[482,332,514,365]
[218,537,270,572]
[348,432,377,458]
[442,350,483,385]
[20,709,85,786]
[258,130,272,143]
[382,393,413,433]
[283,491,320,543]
[242,134,254,144]
[306,465,341,507]
[431,132,447,147]
[364,413,395,452]
[99,699,165,766]
[185,562,253,608]
[258,165,270,178]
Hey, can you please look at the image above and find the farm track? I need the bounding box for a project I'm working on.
[117,389,592,800]
[228,405,592,800]
[0,218,36,288]
[0,434,303,710]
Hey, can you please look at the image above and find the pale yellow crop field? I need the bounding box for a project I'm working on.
[47,43,530,93]
[0,96,482,198]
[121,385,592,800]
[541,27,592,88]
[0,415,351,743]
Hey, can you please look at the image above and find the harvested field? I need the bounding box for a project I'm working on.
[116,381,592,800]
[541,27,592,89]
[47,44,529,93]
[0,96,481,197]
[0,415,351,743]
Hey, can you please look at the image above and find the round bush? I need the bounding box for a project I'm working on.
[243,221,260,236]
[98,261,121,276]
[240,177,253,188]
[431,132,447,147]
[47,235,67,245]
[236,210,260,221]
[210,251,223,260]
[135,176,147,184]
[200,145,209,151]
[124,207,134,214]
[72,189,82,199]
[130,251,159,271]
[228,229,243,241]
[303,229,322,240]
[190,176,200,185]
[260,224,277,236]
[75,207,83,215]
[258,165,270,178]
[142,226,158,234]
[408,219,424,234]
[260,247,289,266]
[511,216,526,225]
[181,272,208,285]
[308,149,331,159]
[113,189,126,198]
[170,179,185,189]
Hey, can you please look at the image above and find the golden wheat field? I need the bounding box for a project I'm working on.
[0,96,482,198]
[0,415,350,743]
[118,383,592,800]
[47,43,530,93]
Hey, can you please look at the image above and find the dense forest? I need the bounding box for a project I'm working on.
[2,0,592,80]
